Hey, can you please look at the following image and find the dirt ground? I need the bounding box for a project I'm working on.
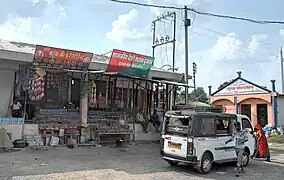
[0,144,283,180]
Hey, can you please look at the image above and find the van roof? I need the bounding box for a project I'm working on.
[165,110,237,119]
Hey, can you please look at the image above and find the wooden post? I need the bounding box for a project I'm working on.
[132,79,135,142]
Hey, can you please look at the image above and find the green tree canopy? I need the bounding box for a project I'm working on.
[188,87,208,103]
[178,87,208,103]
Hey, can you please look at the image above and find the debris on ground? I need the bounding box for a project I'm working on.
[263,124,284,137]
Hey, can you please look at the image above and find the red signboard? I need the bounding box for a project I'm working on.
[106,49,153,77]
[33,45,93,70]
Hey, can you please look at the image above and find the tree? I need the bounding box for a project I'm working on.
[188,87,208,103]
[178,87,208,103]
[217,79,234,90]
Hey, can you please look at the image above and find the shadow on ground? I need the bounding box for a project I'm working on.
[0,144,283,179]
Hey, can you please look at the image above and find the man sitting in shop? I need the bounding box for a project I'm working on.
[136,109,148,133]
[10,98,22,118]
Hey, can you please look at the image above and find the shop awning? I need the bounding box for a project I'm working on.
[159,80,193,88]
[90,71,161,83]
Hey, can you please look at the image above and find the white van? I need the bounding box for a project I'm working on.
[160,106,256,174]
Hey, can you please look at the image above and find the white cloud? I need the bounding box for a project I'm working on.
[0,1,68,43]
[247,34,268,56]
[106,9,145,44]
[280,29,284,39]
[211,32,243,61]
[183,32,275,92]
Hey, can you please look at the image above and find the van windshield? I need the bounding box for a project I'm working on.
[164,116,192,136]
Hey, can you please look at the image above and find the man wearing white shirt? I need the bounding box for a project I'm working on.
[10,99,22,117]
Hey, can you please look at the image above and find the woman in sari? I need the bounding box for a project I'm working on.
[254,122,270,161]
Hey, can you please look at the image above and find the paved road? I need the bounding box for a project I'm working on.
[0,144,283,180]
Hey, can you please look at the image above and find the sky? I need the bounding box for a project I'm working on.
[0,0,284,94]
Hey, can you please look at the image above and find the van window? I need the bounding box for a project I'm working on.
[167,117,191,126]
[164,116,192,136]
[242,118,253,132]
[201,118,215,135]
[215,118,230,135]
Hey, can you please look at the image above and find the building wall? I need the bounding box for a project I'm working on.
[0,124,22,141]
[239,98,273,126]
[277,96,284,126]
[210,93,273,126]
[212,99,235,114]
[0,69,15,116]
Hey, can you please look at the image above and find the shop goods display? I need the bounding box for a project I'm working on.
[29,74,45,100]
[35,108,80,123]
[25,135,44,146]
[0,117,24,124]
[87,110,124,123]
[50,136,60,146]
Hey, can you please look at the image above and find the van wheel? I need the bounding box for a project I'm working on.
[242,151,250,167]
[167,160,179,166]
[197,153,213,174]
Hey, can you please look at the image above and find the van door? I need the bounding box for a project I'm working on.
[240,116,255,155]
[214,117,235,160]
[194,116,225,161]
[163,133,188,158]
[163,116,191,158]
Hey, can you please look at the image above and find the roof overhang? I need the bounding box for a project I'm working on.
[0,48,184,82]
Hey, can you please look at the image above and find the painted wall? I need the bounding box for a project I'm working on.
[211,99,235,114]
[239,98,273,126]
[0,124,22,141]
[277,96,284,126]
[210,93,273,126]
[0,69,15,116]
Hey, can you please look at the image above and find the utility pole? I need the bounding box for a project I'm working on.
[281,46,284,94]
[193,62,197,90]
[151,12,177,70]
[184,6,191,103]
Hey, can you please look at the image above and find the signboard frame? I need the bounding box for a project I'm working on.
[33,45,93,71]
[106,49,154,78]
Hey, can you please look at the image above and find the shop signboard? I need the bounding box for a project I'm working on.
[214,79,268,96]
[106,49,153,77]
[33,45,93,70]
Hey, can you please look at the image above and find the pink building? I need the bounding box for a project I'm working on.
[209,72,277,127]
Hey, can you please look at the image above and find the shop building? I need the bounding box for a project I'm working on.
[209,71,282,127]
[0,40,187,144]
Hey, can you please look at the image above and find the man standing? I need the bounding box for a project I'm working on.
[10,98,22,118]
[225,121,248,177]
[150,109,160,132]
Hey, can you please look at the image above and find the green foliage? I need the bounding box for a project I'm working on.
[217,79,234,90]
[178,87,208,103]
[188,87,208,103]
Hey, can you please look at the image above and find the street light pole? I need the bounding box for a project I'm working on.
[184,6,191,103]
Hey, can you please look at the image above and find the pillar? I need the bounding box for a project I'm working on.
[80,73,88,125]
[234,96,238,114]
[271,80,278,127]
[80,73,89,142]
[208,86,212,104]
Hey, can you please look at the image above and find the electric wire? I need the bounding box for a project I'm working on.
[110,0,284,25]
[188,29,280,64]
[193,26,279,52]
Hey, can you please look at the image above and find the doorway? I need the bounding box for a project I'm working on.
[71,78,81,108]
[257,104,268,127]
[240,104,251,120]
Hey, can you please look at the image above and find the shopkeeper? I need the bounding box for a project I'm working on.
[10,98,22,117]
